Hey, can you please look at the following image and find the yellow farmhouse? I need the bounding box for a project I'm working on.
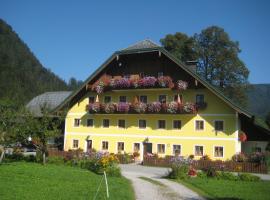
[55,40,268,161]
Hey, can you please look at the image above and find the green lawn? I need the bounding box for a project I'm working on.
[177,177,270,200]
[0,162,134,200]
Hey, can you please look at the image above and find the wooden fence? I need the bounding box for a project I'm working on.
[47,149,135,164]
[143,156,268,174]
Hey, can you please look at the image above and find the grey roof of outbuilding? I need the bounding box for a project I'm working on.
[123,39,160,50]
[26,91,72,116]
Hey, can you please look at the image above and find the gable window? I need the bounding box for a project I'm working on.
[158,95,167,104]
[140,95,148,103]
[173,145,181,155]
[174,94,183,103]
[158,72,164,77]
[89,96,95,104]
[139,120,146,129]
[103,119,109,128]
[118,119,125,129]
[195,120,204,130]
[214,120,224,131]
[73,140,79,148]
[74,119,80,127]
[117,142,125,151]
[119,96,127,103]
[158,120,166,129]
[87,119,93,127]
[134,143,140,152]
[196,94,204,104]
[214,146,224,157]
[157,144,165,154]
[102,141,109,150]
[173,120,181,130]
[195,145,204,156]
[104,96,112,103]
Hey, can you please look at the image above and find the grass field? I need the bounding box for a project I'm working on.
[177,177,270,200]
[0,162,134,200]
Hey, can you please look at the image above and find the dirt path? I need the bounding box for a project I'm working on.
[120,164,205,200]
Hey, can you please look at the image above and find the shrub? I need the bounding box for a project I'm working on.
[133,152,140,158]
[232,153,248,162]
[197,171,207,179]
[200,155,211,161]
[106,163,121,177]
[169,164,189,180]
[47,156,65,165]
[188,167,197,177]
[24,155,36,162]
[248,152,265,163]
[203,166,217,177]
[189,155,195,160]
[217,171,239,181]
[238,173,260,182]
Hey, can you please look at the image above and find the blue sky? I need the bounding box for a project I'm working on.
[1,0,270,84]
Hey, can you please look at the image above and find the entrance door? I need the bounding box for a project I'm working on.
[143,143,152,155]
[86,140,92,152]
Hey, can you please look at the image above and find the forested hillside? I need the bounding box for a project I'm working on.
[247,84,270,117]
[0,19,69,105]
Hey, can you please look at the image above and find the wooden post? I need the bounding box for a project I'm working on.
[104,171,109,198]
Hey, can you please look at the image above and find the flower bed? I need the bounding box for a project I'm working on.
[86,101,196,114]
[90,74,188,93]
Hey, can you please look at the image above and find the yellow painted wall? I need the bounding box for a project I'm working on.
[64,88,239,161]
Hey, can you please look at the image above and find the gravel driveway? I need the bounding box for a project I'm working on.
[120,164,205,200]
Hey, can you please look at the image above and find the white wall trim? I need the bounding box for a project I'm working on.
[65,132,238,141]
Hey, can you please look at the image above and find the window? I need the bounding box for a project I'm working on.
[195,120,204,130]
[73,140,79,148]
[140,95,148,103]
[158,95,167,103]
[124,74,130,79]
[139,72,145,78]
[173,120,181,129]
[174,94,183,103]
[74,119,80,127]
[104,96,111,103]
[255,147,262,153]
[102,141,109,150]
[173,145,181,155]
[117,142,125,151]
[103,119,109,128]
[139,120,146,129]
[134,143,140,152]
[119,96,127,103]
[118,119,125,129]
[158,72,164,77]
[157,144,165,154]
[214,120,224,131]
[89,96,95,104]
[158,120,166,129]
[87,119,93,127]
[214,146,224,157]
[196,94,204,104]
[195,146,204,156]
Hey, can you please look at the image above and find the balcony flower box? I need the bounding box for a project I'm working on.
[116,102,130,113]
[176,80,188,91]
[196,102,207,110]
[131,102,147,113]
[87,103,100,113]
[167,102,178,114]
[147,102,162,113]
[101,103,117,114]
[183,102,196,113]
[157,76,174,88]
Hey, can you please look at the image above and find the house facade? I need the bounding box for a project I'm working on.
[57,40,267,161]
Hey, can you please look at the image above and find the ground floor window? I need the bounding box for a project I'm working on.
[134,143,140,152]
[102,141,109,150]
[117,142,124,152]
[195,145,204,156]
[173,145,181,155]
[118,119,126,129]
[157,144,165,154]
[214,146,224,157]
[73,139,79,148]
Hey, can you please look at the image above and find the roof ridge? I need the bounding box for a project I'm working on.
[122,39,160,51]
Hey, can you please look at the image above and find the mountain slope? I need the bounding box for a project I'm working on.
[0,19,69,105]
[247,84,270,117]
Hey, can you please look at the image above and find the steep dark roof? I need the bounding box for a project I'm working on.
[54,39,253,119]
[123,39,160,50]
[26,91,72,116]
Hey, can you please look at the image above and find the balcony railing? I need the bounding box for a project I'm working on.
[89,74,188,94]
[86,101,203,114]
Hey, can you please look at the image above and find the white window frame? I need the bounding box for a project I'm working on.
[138,119,147,129]
[118,119,126,129]
[73,118,81,127]
[117,142,125,152]
[195,120,205,131]
[157,120,166,130]
[133,143,140,152]
[101,141,109,151]
[213,120,225,132]
[194,145,204,157]
[172,120,182,130]
[172,144,182,156]
[157,143,166,154]
[86,118,94,127]
[102,119,110,128]
[72,139,79,149]
[213,146,224,158]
